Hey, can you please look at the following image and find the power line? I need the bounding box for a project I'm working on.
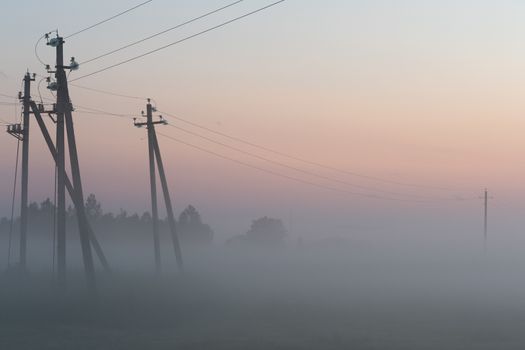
[165,123,448,200]
[156,132,426,203]
[74,105,136,119]
[80,0,245,65]
[158,110,456,191]
[62,96,469,197]
[34,34,47,66]
[65,0,154,39]
[34,31,57,67]
[70,0,286,82]
[70,83,147,101]
[75,109,136,119]
[57,100,470,202]
[7,139,21,267]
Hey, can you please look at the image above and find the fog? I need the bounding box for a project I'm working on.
[3,218,525,349]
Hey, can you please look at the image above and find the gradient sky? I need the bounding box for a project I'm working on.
[1,0,525,241]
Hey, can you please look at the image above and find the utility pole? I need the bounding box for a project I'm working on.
[19,72,34,271]
[53,36,67,289]
[147,102,161,273]
[134,100,183,271]
[483,188,489,253]
[47,34,96,292]
[30,101,110,274]
[5,73,34,271]
[5,70,110,284]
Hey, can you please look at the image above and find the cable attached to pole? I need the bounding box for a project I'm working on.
[70,0,286,82]
[80,0,245,65]
[52,165,57,275]
[7,139,21,268]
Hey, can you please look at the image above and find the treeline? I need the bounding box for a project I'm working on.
[1,194,289,246]
[0,194,213,245]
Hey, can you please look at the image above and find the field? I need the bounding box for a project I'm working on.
[2,244,525,349]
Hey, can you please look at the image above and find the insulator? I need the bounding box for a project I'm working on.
[47,82,58,91]
[48,37,60,47]
[70,57,79,71]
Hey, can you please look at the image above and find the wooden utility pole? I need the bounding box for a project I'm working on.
[483,188,489,253]
[5,70,110,283]
[48,34,96,292]
[19,72,34,270]
[5,73,34,270]
[147,102,161,273]
[134,100,183,271]
[30,101,110,274]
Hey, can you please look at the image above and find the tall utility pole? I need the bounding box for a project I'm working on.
[134,100,183,271]
[5,70,110,282]
[29,101,110,274]
[5,73,35,271]
[47,34,96,292]
[53,36,67,288]
[147,102,161,273]
[19,73,34,270]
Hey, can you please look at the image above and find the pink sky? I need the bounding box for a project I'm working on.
[1,0,525,239]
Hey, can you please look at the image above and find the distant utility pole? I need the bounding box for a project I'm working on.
[482,188,492,253]
[134,100,183,272]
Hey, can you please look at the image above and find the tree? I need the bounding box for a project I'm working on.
[228,216,286,246]
[178,205,213,244]
[85,194,102,220]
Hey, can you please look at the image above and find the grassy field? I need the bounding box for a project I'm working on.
[2,246,525,349]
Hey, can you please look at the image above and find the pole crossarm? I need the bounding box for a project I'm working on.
[5,124,25,141]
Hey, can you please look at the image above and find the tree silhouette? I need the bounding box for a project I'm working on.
[0,195,215,244]
[85,194,102,220]
[228,216,286,246]
[178,205,213,244]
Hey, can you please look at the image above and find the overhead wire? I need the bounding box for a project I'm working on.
[73,103,137,119]
[65,0,154,39]
[69,0,286,82]
[158,110,457,191]
[156,132,427,203]
[69,83,147,101]
[34,31,57,67]
[7,139,21,268]
[62,97,472,199]
[75,109,136,119]
[52,165,57,274]
[34,34,47,66]
[80,0,245,65]
[164,123,450,200]
[37,77,49,105]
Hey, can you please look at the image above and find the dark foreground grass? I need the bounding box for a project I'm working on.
[2,270,525,350]
[3,247,525,349]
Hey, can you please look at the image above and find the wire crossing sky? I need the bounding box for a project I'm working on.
[64,0,154,39]
[69,0,286,82]
[1,0,524,239]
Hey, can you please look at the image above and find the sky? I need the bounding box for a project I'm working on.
[1,0,525,241]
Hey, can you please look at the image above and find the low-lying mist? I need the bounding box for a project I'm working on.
[3,230,525,350]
